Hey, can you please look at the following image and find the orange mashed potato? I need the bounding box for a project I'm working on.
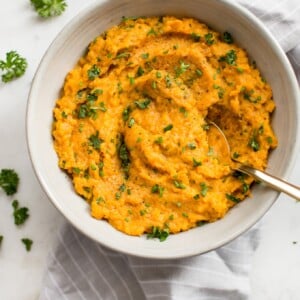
[52,16,277,236]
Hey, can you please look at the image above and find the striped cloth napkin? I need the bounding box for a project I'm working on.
[39,1,300,299]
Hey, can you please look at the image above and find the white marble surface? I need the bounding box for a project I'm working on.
[0,1,299,299]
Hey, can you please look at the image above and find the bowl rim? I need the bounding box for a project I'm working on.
[26,0,300,259]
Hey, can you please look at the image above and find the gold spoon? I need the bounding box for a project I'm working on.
[208,121,300,201]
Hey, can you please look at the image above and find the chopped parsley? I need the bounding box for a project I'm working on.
[175,61,190,78]
[156,71,162,78]
[116,52,130,59]
[219,50,237,66]
[196,220,208,227]
[151,184,165,197]
[128,117,135,128]
[88,131,103,150]
[248,136,260,152]
[187,142,196,150]
[147,226,169,242]
[200,182,208,197]
[147,28,158,36]
[204,33,214,45]
[118,135,131,179]
[163,124,173,132]
[21,238,33,251]
[195,69,203,77]
[141,53,149,59]
[87,64,101,80]
[135,98,151,109]
[226,193,241,203]
[122,105,132,121]
[0,51,27,83]
[12,200,29,226]
[193,158,202,167]
[173,180,186,189]
[154,136,163,144]
[248,127,262,152]
[98,161,104,177]
[222,31,234,44]
[0,169,19,196]
[136,66,145,77]
[165,74,172,87]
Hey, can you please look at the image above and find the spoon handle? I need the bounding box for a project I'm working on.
[238,165,300,201]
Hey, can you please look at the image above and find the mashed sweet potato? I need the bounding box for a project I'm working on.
[52,16,277,236]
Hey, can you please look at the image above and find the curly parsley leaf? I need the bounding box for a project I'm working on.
[12,200,30,226]
[30,0,67,18]
[21,238,33,251]
[219,49,237,66]
[147,226,169,242]
[0,51,27,83]
[0,169,19,196]
[222,31,234,44]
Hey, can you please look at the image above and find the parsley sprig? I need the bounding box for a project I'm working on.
[30,0,67,18]
[12,200,30,226]
[0,51,27,83]
[0,169,19,196]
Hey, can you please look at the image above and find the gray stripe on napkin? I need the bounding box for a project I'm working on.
[39,222,260,300]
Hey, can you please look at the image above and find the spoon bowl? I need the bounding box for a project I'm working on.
[208,121,300,201]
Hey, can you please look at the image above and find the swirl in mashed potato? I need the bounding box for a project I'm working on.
[52,16,277,237]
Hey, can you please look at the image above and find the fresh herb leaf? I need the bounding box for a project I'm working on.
[163,124,173,132]
[175,61,190,78]
[200,182,208,197]
[141,53,149,59]
[30,0,67,17]
[219,50,237,66]
[0,169,19,196]
[116,52,130,59]
[196,220,208,227]
[193,158,202,167]
[136,66,145,77]
[0,51,27,83]
[154,136,163,144]
[151,184,164,197]
[147,226,169,242]
[233,152,240,159]
[21,238,33,251]
[204,33,214,45]
[128,117,135,128]
[118,135,131,179]
[165,74,172,87]
[0,236,3,246]
[147,28,157,36]
[122,105,132,121]
[187,142,196,150]
[195,69,203,77]
[12,200,29,226]
[135,98,151,109]
[88,131,103,150]
[226,193,241,203]
[98,161,104,177]
[223,31,233,44]
[87,64,101,80]
[173,180,186,189]
[248,136,260,151]
[121,16,140,22]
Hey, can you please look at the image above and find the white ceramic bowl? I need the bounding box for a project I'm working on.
[27,0,300,259]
